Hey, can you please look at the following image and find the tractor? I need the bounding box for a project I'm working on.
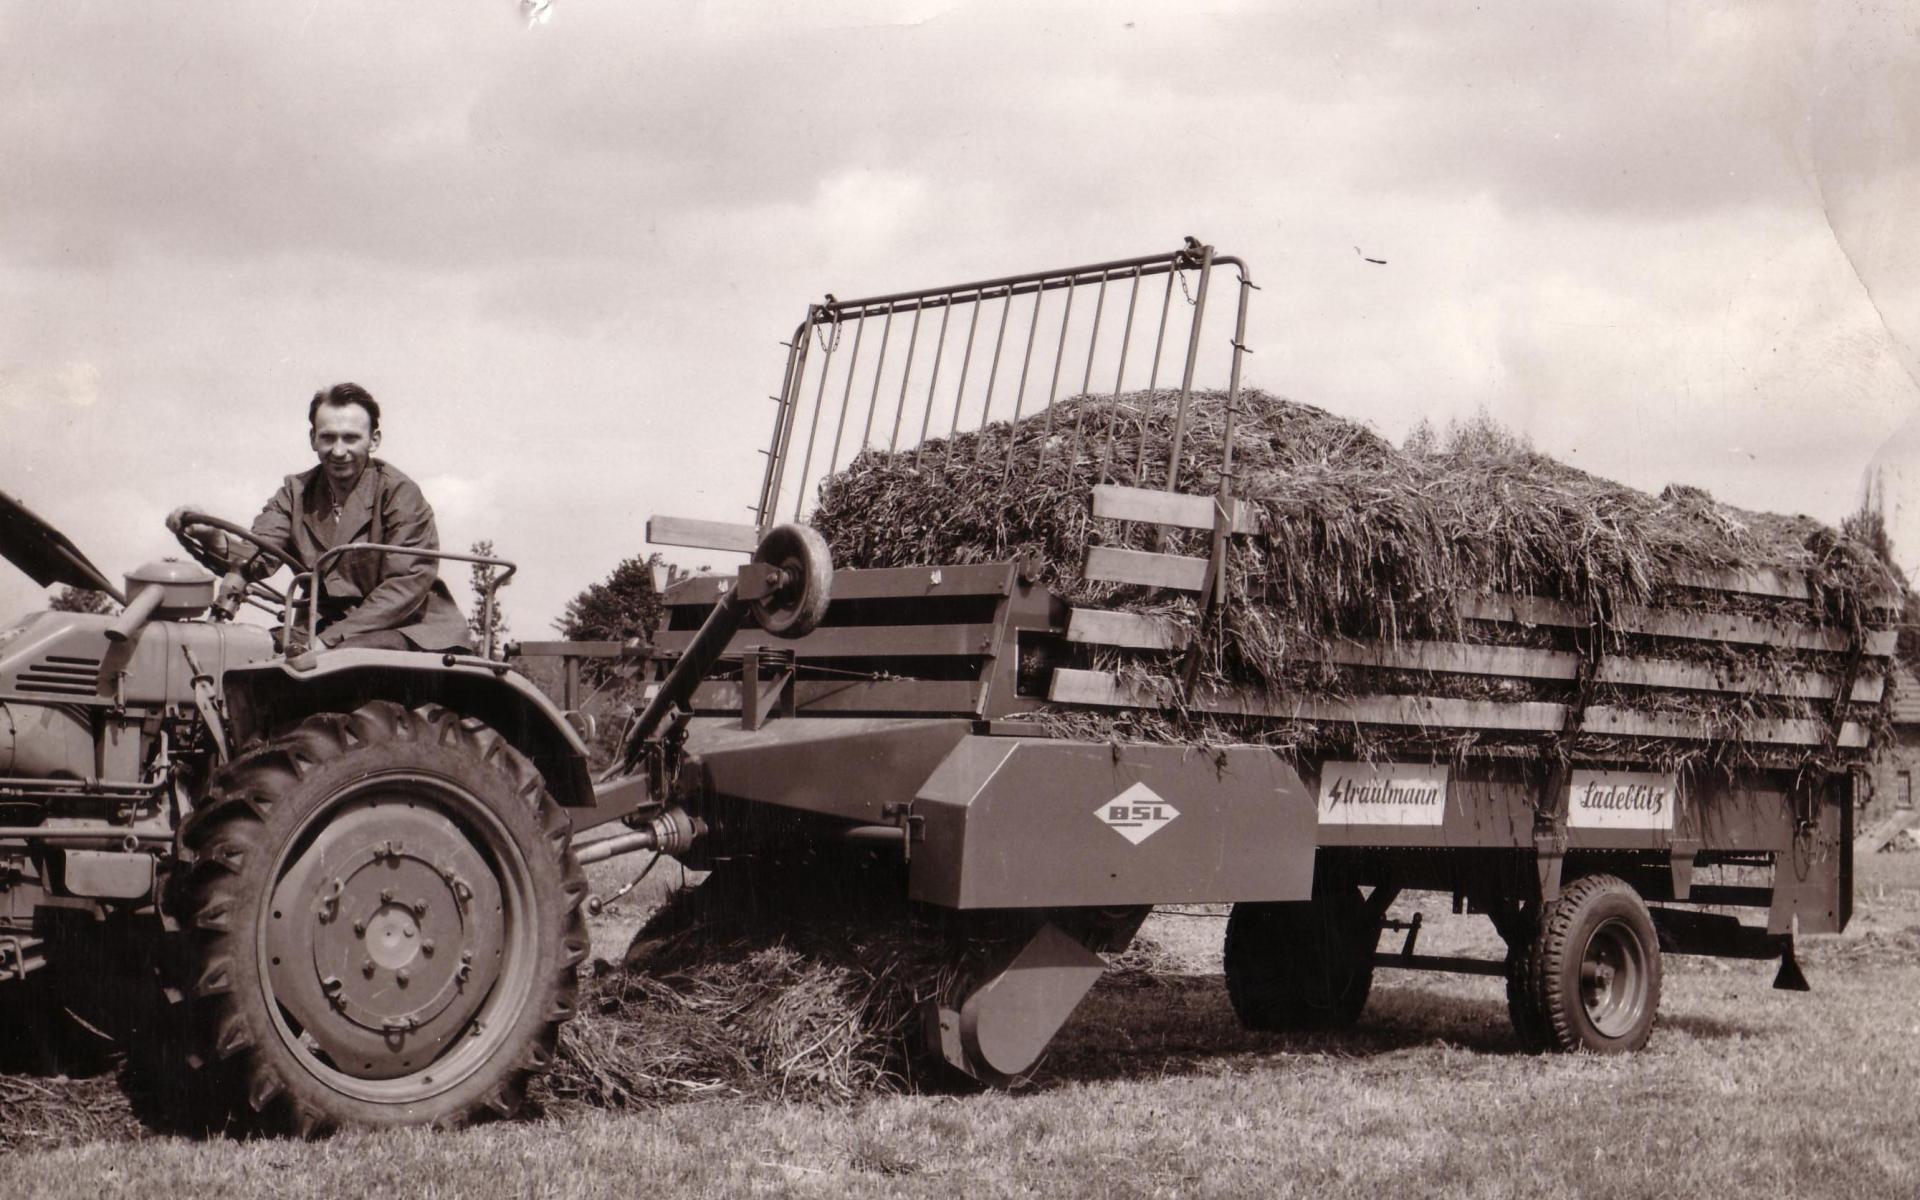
[0,489,829,1133]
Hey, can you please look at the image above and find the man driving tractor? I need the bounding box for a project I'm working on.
[171,382,471,653]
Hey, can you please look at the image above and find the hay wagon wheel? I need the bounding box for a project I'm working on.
[178,701,588,1134]
[1223,882,1379,1031]
[1507,873,1661,1054]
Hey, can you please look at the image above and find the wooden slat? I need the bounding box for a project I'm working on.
[1090,484,1256,533]
[1582,706,1870,749]
[652,623,998,659]
[1082,546,1209,591]
[663,561,1019,607]
[1667,568,1811,601]
[1319,637,1884,701]
[1047,669,1875,747]
[645,515,760,554]
[1065,608,1191,651]
[1046,668,1155,707]
[1594,658,1884,703]
[690,678,980,715]
[1322,640,1580,679]
[1290,696,1566,731]
[1462,593,1897,656]
[1667,568,1903,614]
[1046,669,1566,732]
[662,573,738,606]
[826,561,1016,601]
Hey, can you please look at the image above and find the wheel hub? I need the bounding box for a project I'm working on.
[268,798,506,1080]
[1579,921,1646,1038]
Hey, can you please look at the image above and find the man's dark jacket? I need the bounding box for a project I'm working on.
[246,459,472,651]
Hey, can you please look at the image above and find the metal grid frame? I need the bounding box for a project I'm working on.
[753,238,1256,533]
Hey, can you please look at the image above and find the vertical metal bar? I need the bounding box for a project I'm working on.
[1067,270,1111,470]
[1078,270,1110,397]
[859,306,895,453]
[914,296,956,470]
[1037,279,1077,471]
[564,656,581,713]
[790,309,841,520]
[943,292,985,468]
[1211,268,1255,606]
[1005,284,1047,474]
[757,324,812,532]
[825,312,870,477]
[975,287,1014,459]
[482,584,496,659]
[889,300,925,452]
[1136,268,1178,480]
[1097,266,1144,480]
[1163,244,1215,492]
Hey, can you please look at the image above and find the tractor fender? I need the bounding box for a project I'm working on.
[219,649,595,807]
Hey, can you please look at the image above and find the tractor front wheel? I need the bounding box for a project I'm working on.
[179,701,588,1133]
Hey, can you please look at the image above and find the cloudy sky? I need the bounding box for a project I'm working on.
[3,0,1917,634]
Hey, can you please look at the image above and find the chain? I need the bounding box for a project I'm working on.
[1176,264,1197,307]
[813,310,843,355]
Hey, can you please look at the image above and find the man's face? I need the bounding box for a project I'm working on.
[310,403,379,490]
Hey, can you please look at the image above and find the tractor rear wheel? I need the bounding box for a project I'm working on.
[179,701,588,1133]
[1508,874,1660,1054]
[1223,883,1378,1031]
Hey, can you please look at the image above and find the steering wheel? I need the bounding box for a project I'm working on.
[167,510,293,615]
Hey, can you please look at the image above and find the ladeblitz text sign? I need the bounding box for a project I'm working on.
[1567,770,1677,830]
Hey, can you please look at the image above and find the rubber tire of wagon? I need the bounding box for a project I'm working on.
[1223,884,1378,1031]
[1508,874,1661,1054]
[177,701,589,1134]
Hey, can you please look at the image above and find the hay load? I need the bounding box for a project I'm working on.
[810,389,1900,765]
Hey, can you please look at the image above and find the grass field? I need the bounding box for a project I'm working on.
[3,854,1916,1199]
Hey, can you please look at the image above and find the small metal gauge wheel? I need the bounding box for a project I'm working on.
[749,522,833,638]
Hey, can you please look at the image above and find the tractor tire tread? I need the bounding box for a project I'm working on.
[173,700,586,1135]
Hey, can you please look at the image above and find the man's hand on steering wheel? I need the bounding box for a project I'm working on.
[166,507,294,619]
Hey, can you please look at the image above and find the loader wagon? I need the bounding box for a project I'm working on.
[619,548,1879,1080]
[621,239,1896,1083]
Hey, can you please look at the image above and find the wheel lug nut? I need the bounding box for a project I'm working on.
[422,939,435,956]
[362,958,376,978]
[380,889,394,905]
[353,919,366,937]
[396,969,410,987]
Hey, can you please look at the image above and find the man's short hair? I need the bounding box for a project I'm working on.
[308,382,381,433]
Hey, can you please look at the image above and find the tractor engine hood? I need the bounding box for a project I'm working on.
[0,488,125,605]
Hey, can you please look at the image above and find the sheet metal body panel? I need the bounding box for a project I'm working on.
[1303,759,1823,854]
[1305,761,1534,850]
[908,737,1317,910]
[687,715,971,825]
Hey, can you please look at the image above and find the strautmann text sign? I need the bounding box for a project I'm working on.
[1317,762,1449,825]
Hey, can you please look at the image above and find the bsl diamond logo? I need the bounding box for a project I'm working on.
[1096,782,1179,845]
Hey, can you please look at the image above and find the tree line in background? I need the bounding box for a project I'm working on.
[1844,509,1920,672]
